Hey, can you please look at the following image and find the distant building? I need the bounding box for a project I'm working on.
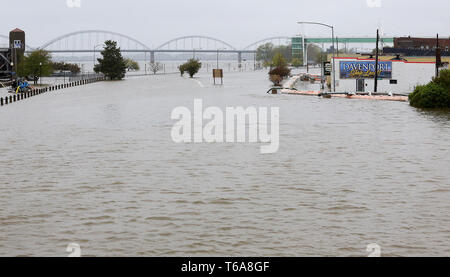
[394,36,450,51]
[383,36,450,57]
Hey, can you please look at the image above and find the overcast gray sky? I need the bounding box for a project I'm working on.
[1,0,449,48]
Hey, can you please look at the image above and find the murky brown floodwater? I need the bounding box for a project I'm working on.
[0,71,449,257]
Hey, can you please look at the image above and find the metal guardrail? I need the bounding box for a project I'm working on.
[0,76,105,107]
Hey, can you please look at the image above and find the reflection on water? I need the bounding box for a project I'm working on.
[0,71,449,257]
[416,109,450,125]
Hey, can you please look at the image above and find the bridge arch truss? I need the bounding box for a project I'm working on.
[244,36,292,50]
[156,36,236,51]
[39,30,151,51]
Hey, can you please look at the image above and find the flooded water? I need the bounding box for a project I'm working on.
[0,71,449,257]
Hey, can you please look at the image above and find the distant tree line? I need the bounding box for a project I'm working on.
[256,43,328,68]
[50,62,81,74]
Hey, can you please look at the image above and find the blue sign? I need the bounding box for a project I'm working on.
[340,61,392,79]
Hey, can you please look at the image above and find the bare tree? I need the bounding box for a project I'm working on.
[149,62,162,75]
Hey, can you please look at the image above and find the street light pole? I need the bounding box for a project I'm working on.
[217,49,219,69]
[298,21,336,92]
[331,25,336,93]
[39,62,42,86]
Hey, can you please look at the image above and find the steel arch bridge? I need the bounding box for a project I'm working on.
[156,35,236,51]
[39,30,151,52]
[244,36,293,50]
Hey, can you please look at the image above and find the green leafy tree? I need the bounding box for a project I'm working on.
[178,64,187,76]
[17,50,53,85]
[409,82,450,109]
[409,70,450,109]
[94,40,126,80]
[291,58,303,68]
[256,43,292,66]
[274,45,292,62]
[181,59,202,78]
[271,52,288,68]
[307,44,326,64]
[256,43,275,65]
[433,69,450,89]
[124,58,140,71]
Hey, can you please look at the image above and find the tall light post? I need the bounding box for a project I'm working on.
[298,21,336,92]
[193,48,202,60]
[39,62,42,86]
[10,62,14,86]
[216,48,226,69]
[217,49,220,69]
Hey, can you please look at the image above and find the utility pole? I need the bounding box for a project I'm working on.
[39,62,42,86]
[217,49,219,69]
[374,29,380,93]
[436,34,441,78]
[336,37,339,57]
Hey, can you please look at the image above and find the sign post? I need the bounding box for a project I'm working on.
[213,69,223,85]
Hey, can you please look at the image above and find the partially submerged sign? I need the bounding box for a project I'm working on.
[340,61,392,79]
[213,69,223,78]
[213,69,223,85]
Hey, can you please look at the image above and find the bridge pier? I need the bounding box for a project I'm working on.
[150,51,155,64]
[238,52,242,70]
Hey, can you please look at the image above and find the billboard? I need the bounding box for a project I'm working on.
[340,61,392,79]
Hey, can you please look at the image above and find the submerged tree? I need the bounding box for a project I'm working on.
[291,58,303,68]
[256,43,292,67]
[409,69,450,109]
[94,40,127,80]
[180,59,202,78]
[256,43,275,65]
[149,62,162,74]
[178,63,187,76]
[50,62,81,74]
[124,58,140,71]
[271,52,288,68]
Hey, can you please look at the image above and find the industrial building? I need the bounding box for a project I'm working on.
[394,36,450,51]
